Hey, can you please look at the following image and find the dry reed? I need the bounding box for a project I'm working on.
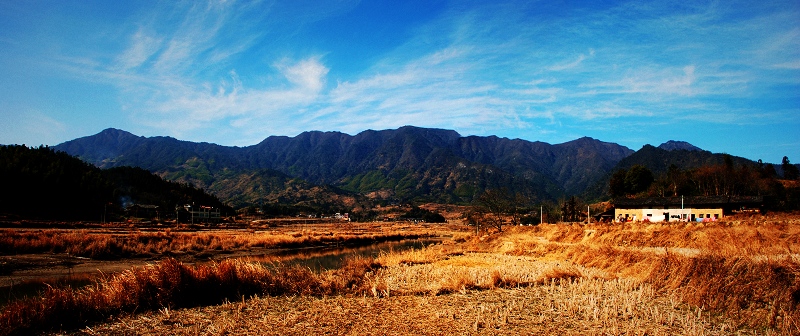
[0,257,380,336]
[5,215,798,334]
[79,265,736,335]
[0,226,437,260]
[476,214,800,334]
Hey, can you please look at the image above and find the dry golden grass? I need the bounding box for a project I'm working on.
[0,257,380,336]
[0,222,454,260]
[71,277,741,335]
[4,214,798,335]
[471,214,800,334]
[370,252,604,296]
[516,214,800,256]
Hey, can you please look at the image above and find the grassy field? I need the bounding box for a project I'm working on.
[1,214,798,335]
[0,222,456,261]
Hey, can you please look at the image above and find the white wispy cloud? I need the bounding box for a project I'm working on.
[548,50,594,72]
[582,65,699,96]
[117,29,162,71]
[21,0,798,154]
[277,57,329,92]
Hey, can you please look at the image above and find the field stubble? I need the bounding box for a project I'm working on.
[78,279,726,336]
[2,215,799,335]
[1,222,456,255]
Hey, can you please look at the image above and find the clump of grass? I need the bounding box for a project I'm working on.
[370,252,604,296]
[645,253,800,332]
[539,266,585,284]
[375,241,462,266]
[0,257,380,336]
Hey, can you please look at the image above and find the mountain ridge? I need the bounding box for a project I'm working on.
[57,127,720,207]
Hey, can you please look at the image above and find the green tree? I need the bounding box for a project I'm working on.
[782,156,799,180]
[757,159,778,179]
[608,169,628,197]
[624,165,654,194]
[400,206,446,223]
[610,165,655,197]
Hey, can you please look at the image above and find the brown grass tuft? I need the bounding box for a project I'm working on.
[0,223,443,260]
[645,253,800,332]
[477,215,800,333]
[0,256,384,336]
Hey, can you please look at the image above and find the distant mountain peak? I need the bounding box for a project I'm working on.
[658,140,702,152]
[99,127,127,134]
[394,125,461,140]
[97,127,135,137]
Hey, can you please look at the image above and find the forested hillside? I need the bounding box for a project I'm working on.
[604,151,799,210]
[54,127,634,206]
[0,145,231,221]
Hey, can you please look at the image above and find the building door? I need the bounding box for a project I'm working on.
[663,212,669,222]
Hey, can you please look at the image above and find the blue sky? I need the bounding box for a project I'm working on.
[0,0,798,163]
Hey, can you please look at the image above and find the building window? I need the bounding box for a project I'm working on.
[698,214,704,218]
[706,214,710,218]
[714,214,719,219]
[647,214,652,217]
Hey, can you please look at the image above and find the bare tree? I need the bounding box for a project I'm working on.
[473,189,507,231]
[560,196,583,222]
[471,188,531,232]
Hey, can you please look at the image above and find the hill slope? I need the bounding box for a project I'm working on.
[0,145,231,221]
[54,127,635,206]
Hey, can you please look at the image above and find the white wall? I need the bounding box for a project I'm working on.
[641,209,693,222]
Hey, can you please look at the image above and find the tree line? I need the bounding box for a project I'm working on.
[608,155,799,209]
[466,155,800,232]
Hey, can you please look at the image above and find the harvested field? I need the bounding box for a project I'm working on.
[59,244,770,335]
[1,214,798,335]
[0,222,462,274]
[75,282,729,336]
[0,222,460,259]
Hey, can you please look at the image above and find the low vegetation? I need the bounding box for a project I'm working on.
[478,215,800,333]
[1,214,798,335]
[0,223,448,260]
[0,257,380,335]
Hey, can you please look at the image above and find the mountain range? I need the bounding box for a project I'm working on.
[53,126,761,208]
